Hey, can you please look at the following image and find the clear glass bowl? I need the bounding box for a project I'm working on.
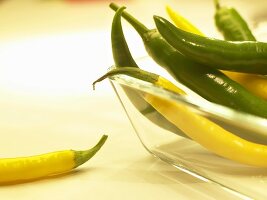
[108,57,267,200]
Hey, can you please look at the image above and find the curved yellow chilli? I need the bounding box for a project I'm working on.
[0,135,107,184]
[0,150,75,183]
[146,76,267,167]
[166,5,267,100]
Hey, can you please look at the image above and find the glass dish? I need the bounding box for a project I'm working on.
[108,57,267,200]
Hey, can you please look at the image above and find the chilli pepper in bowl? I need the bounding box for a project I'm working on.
[166,4,267,101]
[214,0,256,41]
[154,16,267,75]
[93,3,267,167]
[110,6,188,137]
[213,0,267,100]
[103,6,267,145]
[94,65,267,167]
[109,3,267,119]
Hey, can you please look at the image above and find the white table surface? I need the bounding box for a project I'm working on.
[0,0,266,199]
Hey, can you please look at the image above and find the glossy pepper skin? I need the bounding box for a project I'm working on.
[109,3,267,119]
[214,1,267,100]
[154,16,267,75]
[214,0,256,41]
[164,6,267,145]
[110,7,187,136]
[166,4,267,101]
[0,135,107,184]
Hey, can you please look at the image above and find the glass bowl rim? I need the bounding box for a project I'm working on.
[108,73,267,140]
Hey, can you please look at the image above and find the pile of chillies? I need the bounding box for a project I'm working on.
[93,1,267,167]
[166,1,267,101]
[109,5,188,137]
[109,2,267,119]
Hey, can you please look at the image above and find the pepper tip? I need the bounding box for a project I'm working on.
[214,0,221,9]
[153,15,169,29]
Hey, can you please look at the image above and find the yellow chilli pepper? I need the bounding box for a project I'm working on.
[165,6,203,36]
[94,67,267,167]
[145,93,267,167]
[0,134,107,184]
[166,5,267,100]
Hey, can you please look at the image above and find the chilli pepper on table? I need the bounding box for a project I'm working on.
[154,16,267,75]
[109,3,267,119]
[0,135,107,184]
[94,65,267,167]
[110,6,188,137]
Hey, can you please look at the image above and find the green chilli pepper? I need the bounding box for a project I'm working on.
[154,16,267,75]
[214,0,256,41]
[109,3,267,119]
[111,7,138,68]
[109,6,188,137]
[213,1,267,100]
